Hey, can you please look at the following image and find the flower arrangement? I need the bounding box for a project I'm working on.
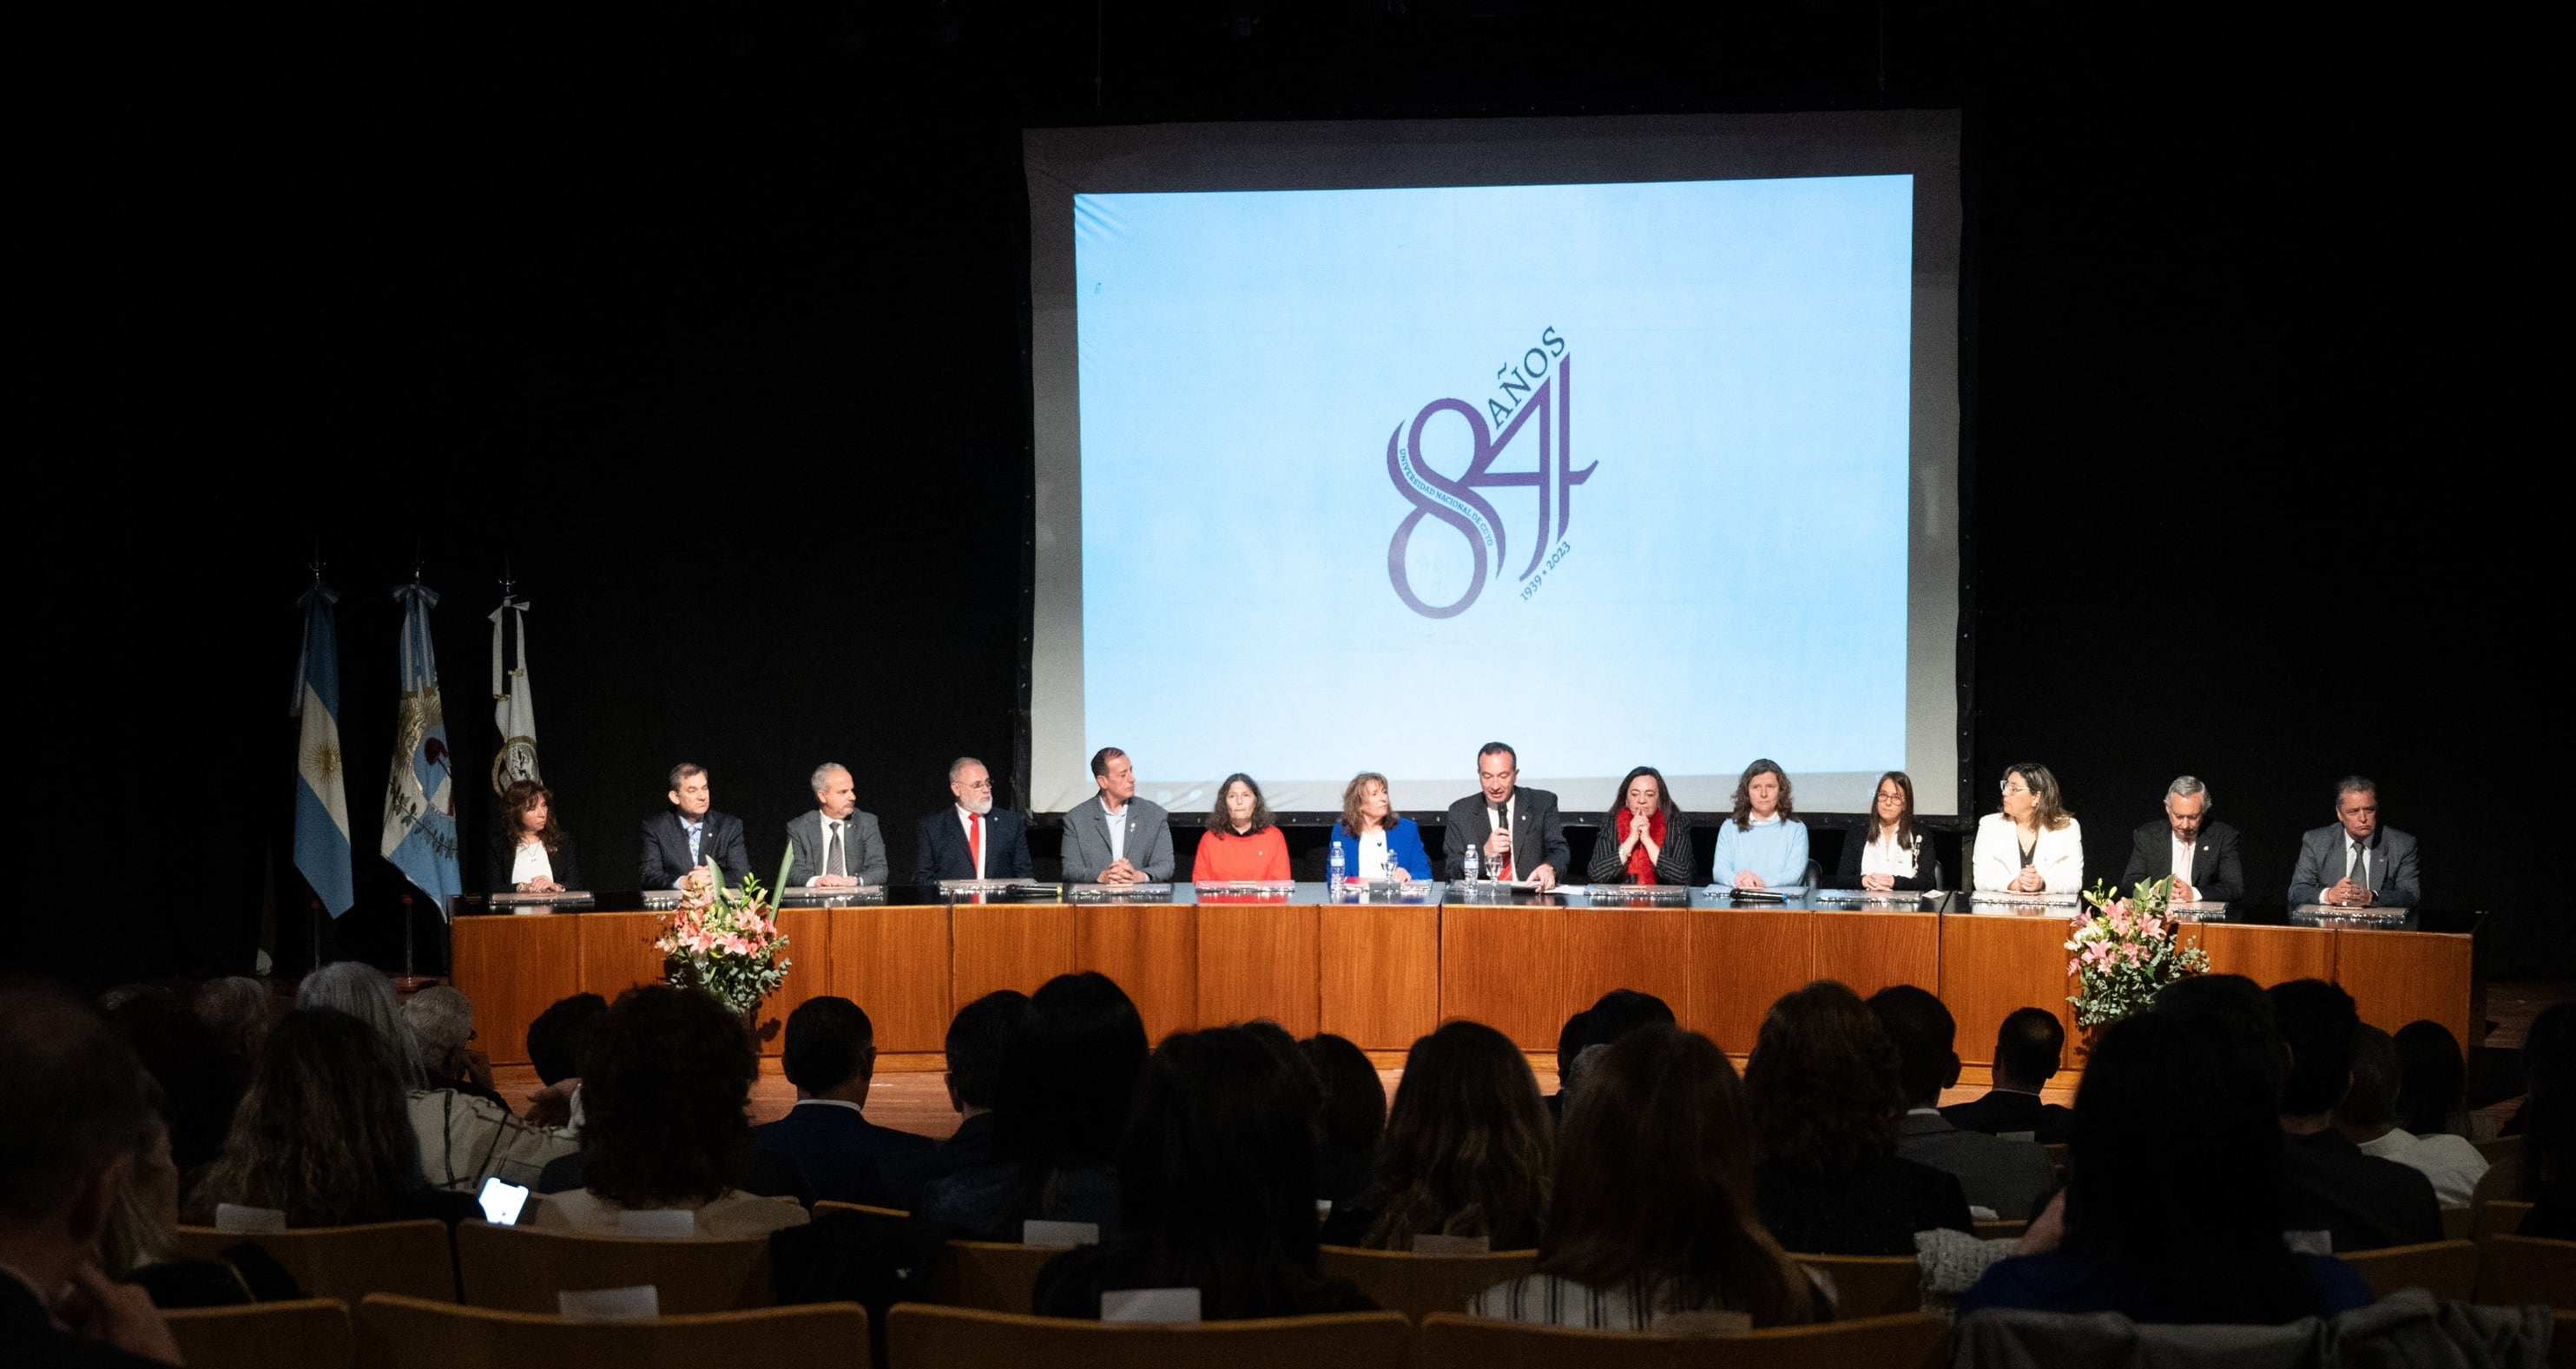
[656,858,793,1017]
[2065,875,2210,1028]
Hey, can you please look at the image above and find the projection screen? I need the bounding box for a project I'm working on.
[1024,111,1961,819]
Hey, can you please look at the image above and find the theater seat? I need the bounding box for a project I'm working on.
[925,1241,1067,1314]
[452,1219,774,1313]
[2338,1240,2480,1301]
[171,1220,457,1302]
[163,1298,353,1369]
[2476,1234,2576,1312]
[886,1301,1410,1369]
[1316,1244,1539,1324]
[2477,1201,2535,1239]
[356,1292,866,1369]
[1414,1309,1950,1369]
[1787,1254,1920,1319]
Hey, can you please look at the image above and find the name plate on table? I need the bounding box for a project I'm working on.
[1575,884,1692,906]
[777,885,886,905]
[2292,904,2407,928]
[642,889,683,910]
[1967,891,2080,914]
[2168,900,2228,922]
[1811,889,1936,908]
[1070,883,1176,904]
[491,891,598,914]
[1334,877,1437,903]
[1711,885,1810,905]
[1194,880,1296,903]
[941,879,1065,903]
[1446,879,1541,904]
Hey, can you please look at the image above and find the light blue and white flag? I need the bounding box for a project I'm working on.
[291,583,354,916]
[381,583,464,918]
[489,593,539,793]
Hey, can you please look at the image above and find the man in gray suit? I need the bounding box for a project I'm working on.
[1060,747,1174,885]
[786,762,889,888]
[2287,775,2420,908]
[1868,985,2055,1221]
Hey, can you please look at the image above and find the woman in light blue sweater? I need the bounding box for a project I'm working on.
[1712,760,1808,890]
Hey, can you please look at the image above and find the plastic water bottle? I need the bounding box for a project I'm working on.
[1462,844,1481,885]
[1328,840,1346,893]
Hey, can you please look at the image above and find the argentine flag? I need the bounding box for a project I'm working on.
[381,583,464,917]
[292,584,354,916]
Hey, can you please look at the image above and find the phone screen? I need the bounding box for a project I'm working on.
[477,1176,530,1227]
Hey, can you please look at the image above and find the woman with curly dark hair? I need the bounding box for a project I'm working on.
[1192,773,1290,882]
[488,778,583,894]
[1329,1019,1551,1251]
[1744,981,1970,1256]
[529,984,808,1238]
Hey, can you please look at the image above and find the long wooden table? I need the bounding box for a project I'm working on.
[449,892,2473,1070]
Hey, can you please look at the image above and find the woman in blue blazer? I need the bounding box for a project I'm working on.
[1329,772,1433,880]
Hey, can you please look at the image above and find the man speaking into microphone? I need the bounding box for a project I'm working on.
[1443,740,1570,890]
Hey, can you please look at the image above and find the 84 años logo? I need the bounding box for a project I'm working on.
[1386,328,1596,619]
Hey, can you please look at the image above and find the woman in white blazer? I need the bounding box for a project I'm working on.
[1974,762,2085,892]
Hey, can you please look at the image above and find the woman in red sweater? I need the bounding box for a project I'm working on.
[1193,773,1291,882]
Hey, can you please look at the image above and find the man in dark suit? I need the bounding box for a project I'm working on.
[1941,1006,2077,1145]
[2286,775,2421,908]
[914,756,1035,882]
[868,990,1027,1211]
[1442,740,1571,889]
[1870,986,2056,1220]
[638,762,752,888]
[2268,978,2442,1251]
[2118,774,2245,903]
[786,762,890,888]
[752,998,933,1206]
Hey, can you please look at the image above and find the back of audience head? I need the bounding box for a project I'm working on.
[2152,971,2284,1102]
[1993,1007,2065,1092]
[194,977,272,1061]
[1117,1026,1324,1302]
[104,989,249,1178]
[1366,1019,1552,1250]
[1745,981,1903,1173]
[2391,1019,2471,1138]
[1545,1023,1815,1326]
[2335,1024,2401,1141]
[783,996,877,1101]
[998,972,1148,1169]
[1301,1032,1385,1159]
[100,1110,178,1280]
[945,990,1027,1117]
[2065,1008,2321,1324]
[1240,1019,1325,1136]
[403,985,478,1082]
[1866,984,1960,1109]
[578,984,756,1208]
[1556,990,1676,1089]
[297,960,425,1090]
[2265,979,2360,1124]
[1,981,159,1282]
[2522,1001,2574,1205]
[189,1007,422,1227]
[525,992,607,1088]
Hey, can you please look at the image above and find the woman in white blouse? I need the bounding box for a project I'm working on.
[489,779,583,894]
[1973,763,2083,893]
[1835,771,1940,892]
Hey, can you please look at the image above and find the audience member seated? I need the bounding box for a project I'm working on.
[1550,989,1676,1117]
[298,962,572,1189]
[1955,1010,2371,1322]
[1034,1027,1378,1319]
[1326,1020,1552,1251]
[1940,1007,2076,1145]
[1468,1024,1821,1331]
[2472,1002,2573,1236]
[1301,1033,1384,1208]
[520,992,606,1129]
[919,973,1143,1240]
[2392,1019,2494,1144]
[530,984,809,1239]
[402,985,510,1114]
[2266,979,2441,1251]
[101,1113,297,1308]
[185,1009,478,1229]
[1,981,184,1368]
[753,998,933,1206]
[871,991,1025,1211]
[1746,981,1972,1254]
[191,977,272,1066]
[1868,987,2054,1221]
[102,991,253,1186]
[2337,1024,2485,1207]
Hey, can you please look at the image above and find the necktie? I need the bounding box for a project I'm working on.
[2349,841,2367,892]
[688,822,702,865]
[970,813,985,878]
[827,821,846,878]
[1494,806,1513,880]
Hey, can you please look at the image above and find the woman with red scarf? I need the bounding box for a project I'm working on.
[1585,766,1696,885]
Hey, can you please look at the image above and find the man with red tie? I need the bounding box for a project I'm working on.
[914,756,1036,882]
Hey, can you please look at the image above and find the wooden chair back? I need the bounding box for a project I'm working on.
[1315,1244,1539,1324]
[355,1292,866,1369]
[1788,1254,1920,1319]
[2442,1206,2476,1242]
[1413,1310,1950,1369]
[922,1240,1067,1313]
[1972,1219,2028,1241]
[2337,1240,2480,1301]
[886,1301,1411,1369]
[2478,1201,2535,1239]
[2475,1136,2521,1167]
[163,1298,353,1369]
[2475,1234,2576,1312]
[171,1220,457,1302]
[814,1201,911,1221]
[451,1219,774,1313]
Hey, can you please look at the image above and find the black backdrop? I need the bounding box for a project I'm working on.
[37,4,2550,989]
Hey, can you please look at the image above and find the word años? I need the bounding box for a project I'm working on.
[1487,327,1569,428]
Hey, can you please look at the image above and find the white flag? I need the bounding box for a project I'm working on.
[491,594,539,793]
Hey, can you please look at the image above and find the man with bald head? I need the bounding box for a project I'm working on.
[787,763,889,887]
[914,757,1034,882]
